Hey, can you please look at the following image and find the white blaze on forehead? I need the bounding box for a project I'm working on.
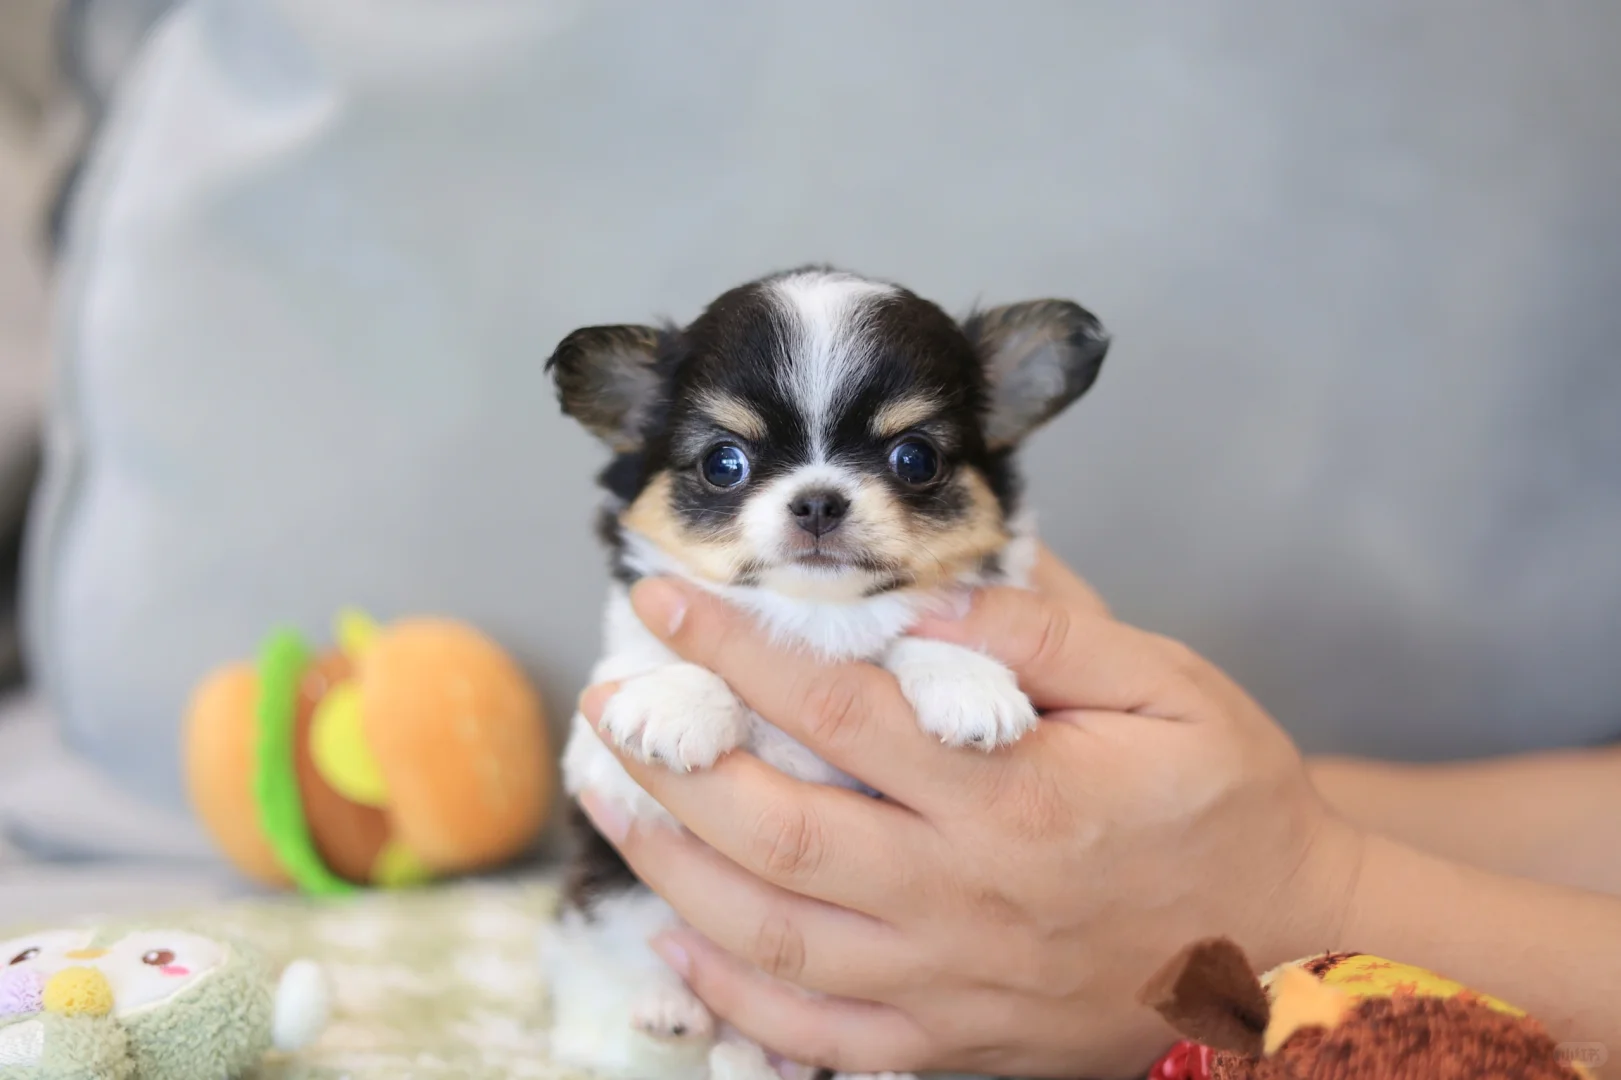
[769,270,896,458]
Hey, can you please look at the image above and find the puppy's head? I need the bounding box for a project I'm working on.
[548,267,1108,599]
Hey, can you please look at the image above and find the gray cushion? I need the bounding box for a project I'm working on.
[0,693,216,860]
[0,695,248,922]
[23,0,1621,820]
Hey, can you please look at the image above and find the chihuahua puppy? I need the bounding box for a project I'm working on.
[539,267,1108,1080]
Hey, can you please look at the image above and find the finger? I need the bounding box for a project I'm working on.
[1028,543,1110,617]
[579,691,941,915]
[579,681,618,718]
[580,791,915,996]
[910,586,1213,717]
[651,928,933,1074]
[625,578,996,809]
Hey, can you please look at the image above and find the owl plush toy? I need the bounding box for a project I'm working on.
[0,927,328,1080]
[1142,937,1595,1080]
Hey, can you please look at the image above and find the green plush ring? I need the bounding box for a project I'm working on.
[252,628,355,896]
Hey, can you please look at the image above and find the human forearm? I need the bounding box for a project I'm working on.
[1340,832,1621,1075]
[1309,745,1621,894]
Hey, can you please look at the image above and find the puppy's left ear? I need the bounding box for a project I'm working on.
[545,324,671,452]
[963,300,1110,450]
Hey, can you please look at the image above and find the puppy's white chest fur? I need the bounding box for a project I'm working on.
[562,530,1038,824]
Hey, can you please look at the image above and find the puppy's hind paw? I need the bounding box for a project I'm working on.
[629,985,715,1042]
[708,1041,780,1080]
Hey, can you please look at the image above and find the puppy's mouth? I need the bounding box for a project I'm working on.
[781,532,860,566]
[789,548,852,568]
[737,539,898,580]
[779,543,897,576]
[754,545,913,599]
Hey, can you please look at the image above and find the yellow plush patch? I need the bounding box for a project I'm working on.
[1315,955,1526,1018]
[310,681,390,807]
[42,967,114,1017]
[1263,966,1352,1055]
[370,839,434,888]
[336,607,380,659]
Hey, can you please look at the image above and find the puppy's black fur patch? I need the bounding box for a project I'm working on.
[560,803,639,917]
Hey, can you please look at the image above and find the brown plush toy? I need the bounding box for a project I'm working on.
[1141,937,1597,1080]
[184,610,553,894]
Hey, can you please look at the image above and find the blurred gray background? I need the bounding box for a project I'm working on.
[1,0,1618,917]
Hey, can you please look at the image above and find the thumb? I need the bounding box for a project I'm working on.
[911,586,1210,718]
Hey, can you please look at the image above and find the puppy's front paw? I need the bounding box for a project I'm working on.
[600,663,746,770]
[629,985,714,1042]
[885,638,1036,749]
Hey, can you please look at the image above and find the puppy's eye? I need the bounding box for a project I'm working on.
[142,949,176,967]
[700,444,750,489]
[888,439,940,485]
[8,948,38,965]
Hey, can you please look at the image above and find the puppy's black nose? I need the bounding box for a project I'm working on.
[789,489,849,537]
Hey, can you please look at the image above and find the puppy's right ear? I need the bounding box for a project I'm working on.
[545,324,671,452]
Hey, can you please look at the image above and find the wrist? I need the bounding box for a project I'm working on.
[1261,810,1370,969]
[1282,787,1621,1058]
[1332,828,1489,965]
[1330,829,1575,981]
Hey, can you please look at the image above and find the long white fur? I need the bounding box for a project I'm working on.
[541,889,720,1080]
[542,270,1041,1080]
[771,270,896,460]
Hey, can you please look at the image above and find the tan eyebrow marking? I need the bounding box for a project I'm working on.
[697,392,768,441]
[871,394,942,439]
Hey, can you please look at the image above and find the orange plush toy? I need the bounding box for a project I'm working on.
[184,611,553,894]
[1142,937,1597,1080]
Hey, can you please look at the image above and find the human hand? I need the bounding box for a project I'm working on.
[575,549,1365,1078]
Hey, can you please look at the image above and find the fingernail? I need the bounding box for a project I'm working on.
[630,578,689,637]
[579,790,630,845]
[649,932,692,979]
